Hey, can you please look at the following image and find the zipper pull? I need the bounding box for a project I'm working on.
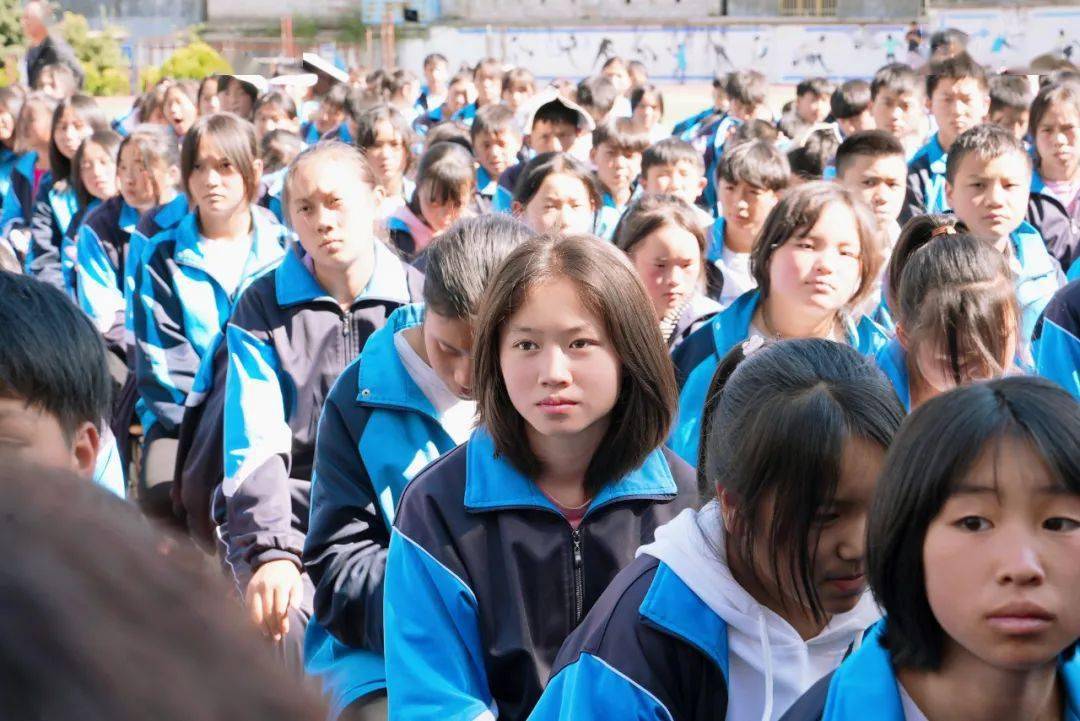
[572,530,583,568]
[341,313,350,335]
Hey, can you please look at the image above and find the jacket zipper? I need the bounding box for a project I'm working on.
[571,528,584,624]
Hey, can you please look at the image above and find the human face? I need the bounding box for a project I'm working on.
[20,4,47,44]
[474,70,502,107]
[164,89,197,138]
[719,179,780,250]
[990,107,1030,143]
[1034,101,1080,183]
[417,181,467,235]
[516,172,595,234]
[188,137,255,221]
[25,104,52,152]
[601,63,631,96]
[474,127,521,178]
[423,311,475,399]
[199,79,220,115]
[222,81,254,118]
[54,107,92,160]
[288,158,381,272]
[591,142,641,197]
[254,104,297,142]
[117,142,161,211]
[315,102,345,135]
[768,201,864,314]
[528,119,580,155]
[930,77,989,149]
[502,83,534,114]
[444,80,474,117]
[922,436,1080,671]
[642,162,706,206]
[629,223,702,320]
[365,120,407,186]
[946,151,1031,249]
[0,109,15,145]
[78,141,117,201]
[500,276,621,444]
[837,110,875,138]
[839,153,908,230]
[796,92,831,125]
[0,398,98,478]
[908,328,1016,403]
[871,88,920,140]
[424,60,449,94]
[632,93,663,131]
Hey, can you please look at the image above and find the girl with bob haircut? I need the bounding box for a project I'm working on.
[354,103,416,220]
[614,193,721,349]
[303,214,531,720]
[133,112,288,520]
[0,92,55,253]
[383,234,697,721]
[877,215,1023,410]
[782,377,1080,721]
[512,151,602,236]
[671,181,890,464]
[1027,81,1080,273]
[533,338,905,721]
[387,140,474,260]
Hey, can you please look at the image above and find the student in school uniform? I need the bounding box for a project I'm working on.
[383,234,697,720]
[701,70,771,215]
[387,141,476,261]
[671,182,890,465]
[868,63,926,159]
[533,338,904,721]
[133,112,288,520]
[470,104,522,205]
[1026,81,1080,275]
[591,118,649,241]
[0,92,56,263]
[302,214,533,720]
[0,88,25,210]
[1033,279,1080,399]
[782,377,1080,721]
[511,151,602,236]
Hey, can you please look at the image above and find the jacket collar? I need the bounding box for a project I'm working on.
[920,133,949,175]
[153,194,189,230]
[14,151,37,180]
[463,427,678,514]
[707,217,726,262]
[355,303,440,419]
[172,208,284,281]
[875,338,911,411]
[119,199,140,233]
[1031,169,1048,195]
[274,238,412,308]
[1011,220,1057,278]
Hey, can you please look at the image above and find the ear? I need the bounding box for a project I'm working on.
[70,421,100,479]
[896,323,911,351]
[511,200,524,217]
[251,158,264,184]
[589,145,598,164]
[696,175,707,194]
[944,180,954,209]
[718,488,738,533]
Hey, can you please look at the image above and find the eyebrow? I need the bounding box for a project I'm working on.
[510,324,593,334]
[951,483,1073,497]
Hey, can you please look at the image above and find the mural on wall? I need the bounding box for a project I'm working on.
[406,7,1080,83]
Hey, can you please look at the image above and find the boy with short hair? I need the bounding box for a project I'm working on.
[591,118,650,240]
[778,77,835,143]
[831,79,875,138]
[470,104,523,202]
[415,53,449,113]
[988,73,1033,141]
[702,69,771,213]
[945,123,1063,342]
[0,272,124,497]
[709,139,790,308]
[413,72,475,136]
[639,137,708,210]
[902,52,990,223]
[301,82,349,144]
[471,57,504,110]
[388,69,421,123]
[869,62,925,157]
[501,67,535,115]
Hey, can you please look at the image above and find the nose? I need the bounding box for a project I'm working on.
[836,514,867,563]
[453,360,473,397]
[552,137,566,152]
[539,346,572,387]
[985,181,1007,206]
[556,204,578,231]
[995,532,1045,587]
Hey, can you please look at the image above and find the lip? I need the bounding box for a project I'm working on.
[824,572,865,595]
[808,279,836,293]
[986,602,1055,634]
[537,396,578,412]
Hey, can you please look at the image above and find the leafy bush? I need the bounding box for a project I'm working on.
[140,40,232,90]
[60,11,130,96]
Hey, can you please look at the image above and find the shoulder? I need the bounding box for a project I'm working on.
[228,271,280,331]
[396,443,468,525]
[83,197,123,233]
[660,447,699,505]
[671,316,718,384]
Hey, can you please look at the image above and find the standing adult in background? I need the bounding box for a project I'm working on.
[21,0,84,91]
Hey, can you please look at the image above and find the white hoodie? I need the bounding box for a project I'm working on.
[636,502,881,721]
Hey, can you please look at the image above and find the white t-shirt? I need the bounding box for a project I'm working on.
[201,235,253,298]
[898,684,930,721]
[716,245,756,309]
[394,329,476,445]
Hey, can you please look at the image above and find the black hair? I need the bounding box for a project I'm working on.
[252,90,298,121]
[703,338,904,620]
[717,139,791,192]
[729,118,781,145]
[929,27,970,56]
[926,52,989,99]
[532,100,582,130]
[629,83,664,116]
[831,79,872,120]
[868,377,1080,669]
[470,103,518,142]
[512,151,601,210]
[49,94,109,188]
[787,129,840,182]
[835,129,906,178]
[989,73,1033,114]
[944,123,1031,184]
[72,129,121,208]
[423,214,536,319]
[641,137,704,176]
[408,141,476,216]
[797,76,835,99]
[320,83,349,112]
[0,272,111,439]
[725,70,768,108]
[870,63,921,101]
[259,128,304,175]
[576,75,618,117]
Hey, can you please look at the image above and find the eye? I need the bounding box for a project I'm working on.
[955,516,992,532]
[839,246,860,258]
[814,510,841,525]
[569,338,595,349]
[513,340,538,351]
[1044,517,1079,532]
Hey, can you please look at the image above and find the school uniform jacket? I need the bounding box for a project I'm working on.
[0,147,20,211]
[25,181,79,294]
[221,242,421,578]
[670,291,889,465]
[76,196,141,359]
[779,623,1080,721]
[1029,171,1080,275]
[302,303,457,717]
[900,133,948,225]
[702,114,743,215]
[383,429,697,721]
[1010,220,1065,343]
[132,206,287,439]
[1034,279,1080,400]
[0,153,47,265]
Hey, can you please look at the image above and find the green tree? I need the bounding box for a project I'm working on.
[59,11,129,95]
[0,0,20,50]
[139,40,231,90]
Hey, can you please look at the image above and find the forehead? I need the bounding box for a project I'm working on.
[289,157,362,195]
[532,118,576,134]
[934,76,986,95]
[954,433,1064,497]
[955,148,1030,177]
[1038,103,1080,123]
[638,223,700,255]
[874,88,916,103]
[804,201,860,238]
[509,276,601,327]
[537,172,588,199]
[846,153,907,177]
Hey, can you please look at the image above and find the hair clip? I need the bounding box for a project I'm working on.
[930,224,958,238]
[742,335,766,356]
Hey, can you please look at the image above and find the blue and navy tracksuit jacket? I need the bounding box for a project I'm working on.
[75,196,141,359]
[900,133,949,225]
[383,430,696,721]
[529,554,731,721]
[0,152,42,246]
[301,121,353,145]
[670,291,890,465]
[301,303,461,718]
[1010,220,1065,343]
[1034,279,1080,400]
[24,180,80,294]
[701,113,743,216]
[0,146,20,210]
[220,241,421,585]
[874,338,914,412]
[779,623,1080,721]
[672,106,722,142]
[1029,170,1080,275]
[132,206,287,440]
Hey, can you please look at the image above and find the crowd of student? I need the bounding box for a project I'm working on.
[0,30,1078,721]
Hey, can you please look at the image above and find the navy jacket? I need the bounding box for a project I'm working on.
[1034,279,1080,400]
[1029,171,1080,274]
[24,180,79,294]
[0,152,46,264]
[899,133,949,225]
[383,430,696,721]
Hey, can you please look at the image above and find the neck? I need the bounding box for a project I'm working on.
[34,151,49,171]
[403,324,429,364]
[723,221,755,254]
[313,244,375,308]
[158,188,179,207]
[608,185,632,207]
[382,174,403,198]
[528,416,610,507]
[724,534,828,640]
[898,648,1062,721]
[905,358,935,409]
[758,294,841,340]
[1040,161,1080,184]
[937,130,956,153]
[199,206,252,241]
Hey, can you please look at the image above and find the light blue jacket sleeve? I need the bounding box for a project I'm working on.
[1035,313,1080,400]
[76,223,124,336]
[384,527,495,721]
[529,653,674,721]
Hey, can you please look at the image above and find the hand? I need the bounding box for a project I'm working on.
[245,559,303,642]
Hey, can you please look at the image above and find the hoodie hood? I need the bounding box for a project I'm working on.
[638,503,881,721]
